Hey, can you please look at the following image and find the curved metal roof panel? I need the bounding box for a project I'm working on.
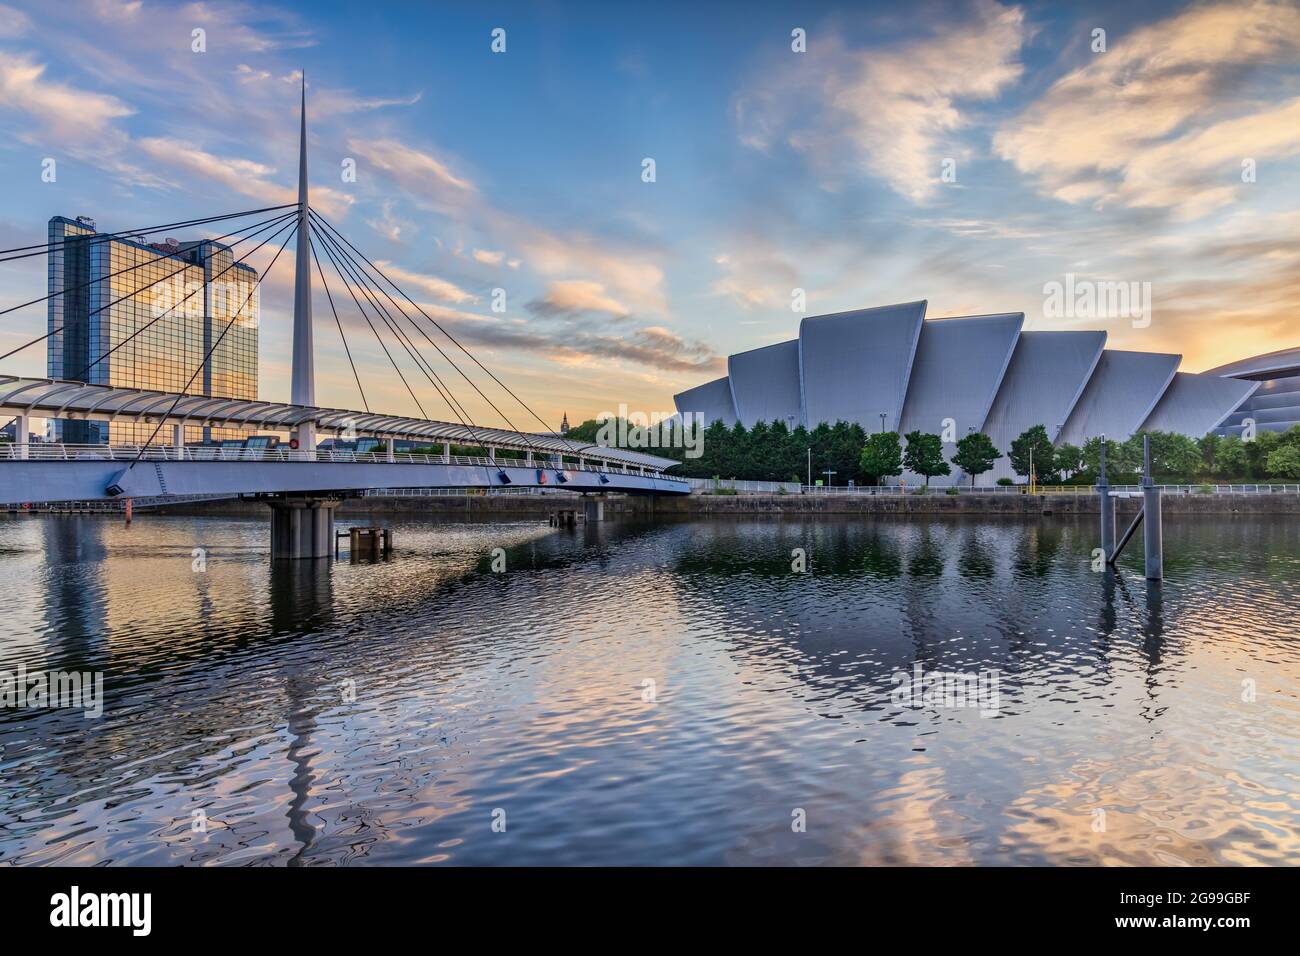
[981,330,1106,483]
[897,313,1023,485]
[1141,371,1259,436]
[899,313,1023,438]
[727,339,801,427]
[1203,345,1300,380]
[798,300,926,429]
[1057,349,1180,446]
[672,375,737,426]
[0,376,679,468]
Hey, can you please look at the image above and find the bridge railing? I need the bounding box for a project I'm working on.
[798,482,1300,496]
[0,442,677,479]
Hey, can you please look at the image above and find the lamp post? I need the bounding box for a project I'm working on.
[807,447,811,488]
[823,469,836,487]
[879,412,886,434]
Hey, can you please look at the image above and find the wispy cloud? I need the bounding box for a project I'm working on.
[995,0,1300,218]
[737,0,1026,202]
[527,280,630,319]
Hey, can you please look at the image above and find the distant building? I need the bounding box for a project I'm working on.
[47,215,259,444]
[560,411,570,435]
[675,299,1276,486]
[1207,346,1300,437]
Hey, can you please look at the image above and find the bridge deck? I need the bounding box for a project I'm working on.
[0,444,688,504]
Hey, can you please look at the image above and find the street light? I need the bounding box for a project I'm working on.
[879,412,886,434]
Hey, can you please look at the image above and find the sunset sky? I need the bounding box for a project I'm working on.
[0,0,1297,430]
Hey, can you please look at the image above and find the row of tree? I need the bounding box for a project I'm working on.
[563,417,1300,484]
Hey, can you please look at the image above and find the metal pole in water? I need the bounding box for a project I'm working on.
[1142,434,1163,580]
[1097,436,1114,560]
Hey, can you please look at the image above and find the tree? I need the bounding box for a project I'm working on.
[1267,444,1300,479]
[1197,433,1220,477]
[1216,434,1248,479]
[860,431,903,485]
[1142,430,1201,480]
[1054,442,1084,480]
[951,432,1000,487]
[1081,435,1139,481]
[1245,430,1281,479]
[1008,424,1057,483]
[903,430,950,486]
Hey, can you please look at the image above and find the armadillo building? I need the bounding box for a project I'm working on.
[674,300,1278,486]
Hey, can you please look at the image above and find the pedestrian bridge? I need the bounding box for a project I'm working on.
[0,376,688,519]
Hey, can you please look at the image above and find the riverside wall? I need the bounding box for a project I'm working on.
[135,491,1300,518]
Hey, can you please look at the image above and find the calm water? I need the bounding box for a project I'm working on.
[0,511,1297,866]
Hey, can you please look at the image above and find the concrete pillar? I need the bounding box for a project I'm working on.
[385,436,395,462]
[583,497,605,522]
[14,413,29,460]
[1143,485,1163,580]
[267,496,341,560]
[292,422,317,460]
[442,442,451,463]
[1099,488,1115,559]
[172,423,186,460]
[525,450,533,465]
[488,447,496,463]
[1098,438,1114,560]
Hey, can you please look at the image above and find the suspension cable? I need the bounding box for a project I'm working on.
[0,206,297,323]
[309,209,547,455]
[312,221,490,445]
[0,210,298,364]
[127,221,298,469]
[307,235,368,413]
[0,204,297,264]
[310,220,429,419]
[309,207,592,458]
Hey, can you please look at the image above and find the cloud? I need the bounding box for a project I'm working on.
[347,137,476,206]
[527,280,630,318]
[736,0,1026,202]
[994,0,1300,218]
[371,260,477,305]
[0,5,32,37]
[0,51,133,137]
[444,316,720,374]
[709,245,801,310]
[136,136,354,217]
[512,225,666,313]
[472,248,504,266]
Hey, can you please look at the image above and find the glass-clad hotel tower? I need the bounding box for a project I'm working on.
[47,216,259,444]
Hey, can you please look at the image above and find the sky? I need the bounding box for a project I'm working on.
[0,0,1298,431]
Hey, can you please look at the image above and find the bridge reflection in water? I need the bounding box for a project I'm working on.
[1,513,1296,865]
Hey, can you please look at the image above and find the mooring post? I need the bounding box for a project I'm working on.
[1142,434,1163,580]
[1098,436,1115,560]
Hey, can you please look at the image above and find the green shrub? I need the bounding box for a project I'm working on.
[945,486,959,495]
[996,477,1014,486]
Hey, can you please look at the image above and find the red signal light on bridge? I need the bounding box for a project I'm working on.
[288,438,300,450]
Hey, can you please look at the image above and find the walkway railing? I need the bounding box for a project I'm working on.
[797,483,1300,496]
[361,487,580,498]
[0,443,671,479]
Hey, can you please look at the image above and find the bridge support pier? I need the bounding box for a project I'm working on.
[583,496,605,523]
[12,413,28,459]
[267,496,341,560]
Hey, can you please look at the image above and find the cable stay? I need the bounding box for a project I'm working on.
[0,203,297,264]
[128,220,299,468]
[311,224,495,448]
[0,209,298,364]
[309,208,598,460]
